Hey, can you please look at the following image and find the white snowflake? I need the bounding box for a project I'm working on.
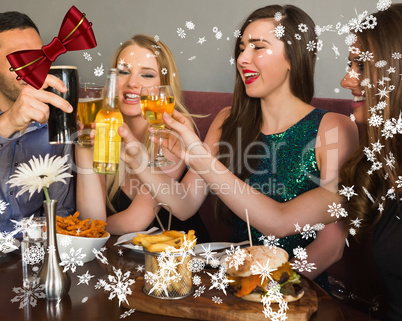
[22,245,45,265]
[376,87,391,99]
[11,283,46,309]
[375,60,387,68]
[233,30,241,38]
[316,39,323,52]
[368,114,384,127]
[161,68,168,75]
[0,200,8,215]
[77,270,95,285]
[396,176,402,188]
[95,266,135,306]
[198,244,217,264]
[206,268,234,295]
[215,31,223,40]
[93,246,109,265]
[300,223,325,240]
[332,44,340,57]
[349,228,357,236]
[377,0,392,11]
[94,64,104,77]
[197,37,206,45]
[348,69,360,80]
[273,24,285,39]
[328,203,348,218]
[339,185,358,200]
[293,246,308,260]
[136,265,144,273]
[59,235,72,247]
[192,275,202,286]
[59,247,86,273]
[359,51,374,62]
[82,296,88,303]
[120,308,135,319]
[392,52,402,59]
[306,40,316,52]
[291,260,317,273]
[345,34,357,46]
[372,140,385,153]
[224,245,247,270]
[262,234,280,249]
[274,12,283,21]
[177,28,186,39]
[385,152,396,169]
[118,249,123,256]
[83,52,92,61]
[363,15,377,29]
[350,217,363,228]
[360,78,371,87]
[298,23,308,32]
[193,285,206,298]
[0,230,19,253]
[212,296,223,304]
[187,258,205,273]
[387,66,396,74]
[250,259,277,284]
[185,21,195,30]
[295,33,301,41]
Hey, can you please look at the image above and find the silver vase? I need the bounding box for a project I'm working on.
[39,200,71,300]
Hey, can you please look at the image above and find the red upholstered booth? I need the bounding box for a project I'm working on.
[183,90,385,320]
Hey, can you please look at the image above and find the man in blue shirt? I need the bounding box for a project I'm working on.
[0,12,76,232]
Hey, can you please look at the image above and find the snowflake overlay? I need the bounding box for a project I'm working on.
[95,266,135,306]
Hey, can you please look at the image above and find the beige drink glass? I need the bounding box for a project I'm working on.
[77,83,104,147]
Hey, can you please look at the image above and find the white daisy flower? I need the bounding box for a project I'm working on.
[7,154,72,201]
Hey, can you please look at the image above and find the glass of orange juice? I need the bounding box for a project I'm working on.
[140,85,175,167]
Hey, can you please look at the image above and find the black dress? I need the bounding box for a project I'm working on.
[372,199,402,320]
[110,187,211,244]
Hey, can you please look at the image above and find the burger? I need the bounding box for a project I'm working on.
[224,245,304,302]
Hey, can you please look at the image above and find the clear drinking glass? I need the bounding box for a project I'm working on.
[77,82,104,147]
[140,85,175,167]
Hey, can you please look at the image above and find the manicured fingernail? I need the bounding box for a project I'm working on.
[68,105,73,112]
[163,112,170,119]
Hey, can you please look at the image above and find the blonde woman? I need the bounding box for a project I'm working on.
[75,35,210,242]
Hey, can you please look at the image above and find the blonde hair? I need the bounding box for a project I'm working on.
[106,34,194,213]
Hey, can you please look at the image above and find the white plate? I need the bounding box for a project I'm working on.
[0,238,20,254]
[115,231,147,252]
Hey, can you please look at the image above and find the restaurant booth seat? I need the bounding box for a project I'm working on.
[183,90,385,321]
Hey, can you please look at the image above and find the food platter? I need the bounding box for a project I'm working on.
[116,231,245,255]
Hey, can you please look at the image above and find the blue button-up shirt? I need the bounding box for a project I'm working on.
[0,121,75,233]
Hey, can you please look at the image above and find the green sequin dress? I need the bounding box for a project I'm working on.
[231,108,331,292]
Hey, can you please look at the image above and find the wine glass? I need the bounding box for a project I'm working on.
[140,85,175,167]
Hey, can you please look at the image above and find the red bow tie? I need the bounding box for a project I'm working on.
[7,6,97,89]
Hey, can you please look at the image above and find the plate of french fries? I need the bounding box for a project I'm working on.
[117,230,196,253]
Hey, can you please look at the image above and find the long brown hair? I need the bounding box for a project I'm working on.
[340,4,402,236]
[216,5,318,224]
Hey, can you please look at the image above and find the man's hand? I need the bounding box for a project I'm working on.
[0,74,73,137]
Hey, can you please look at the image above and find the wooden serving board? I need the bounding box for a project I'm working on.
[123,270,318,321]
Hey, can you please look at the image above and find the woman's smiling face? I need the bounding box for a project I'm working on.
[117,44,161,117]
[236,19,291,100]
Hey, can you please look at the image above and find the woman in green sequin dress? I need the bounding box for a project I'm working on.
[119,5,359,291]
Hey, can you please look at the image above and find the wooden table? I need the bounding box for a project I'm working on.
[0,235,344,321]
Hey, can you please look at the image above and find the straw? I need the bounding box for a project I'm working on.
[245,209,253,247]
[153,203,165,231]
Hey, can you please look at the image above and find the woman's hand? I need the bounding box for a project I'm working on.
[158,111,210,165]
[119,123,150,173]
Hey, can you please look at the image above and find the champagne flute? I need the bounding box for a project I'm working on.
[140,85,175,167]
